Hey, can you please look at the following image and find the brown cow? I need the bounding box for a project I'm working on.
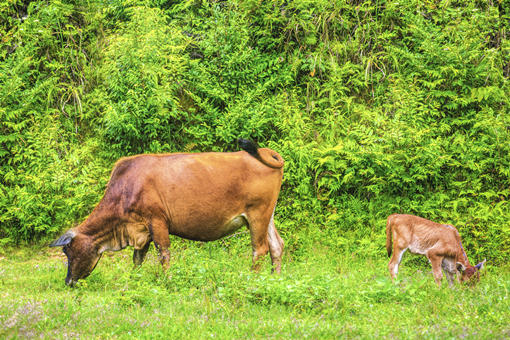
[50,139,284,286]
[386,214,486,286]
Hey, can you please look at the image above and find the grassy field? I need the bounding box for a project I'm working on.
[1,237,508,339]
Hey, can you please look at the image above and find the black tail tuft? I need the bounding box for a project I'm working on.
[238,138,259,157]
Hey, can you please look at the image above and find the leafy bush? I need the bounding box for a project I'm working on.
[0,0,508,263]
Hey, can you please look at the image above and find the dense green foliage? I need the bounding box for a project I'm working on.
[0,246,509,338]
[1,0,509,265]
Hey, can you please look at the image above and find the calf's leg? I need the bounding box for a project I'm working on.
[388,247,406,280]
[427,252,444,286]
[441,258,456,287]
[444,270,456,287]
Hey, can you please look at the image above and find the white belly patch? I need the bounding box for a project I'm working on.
[408,239,428,255]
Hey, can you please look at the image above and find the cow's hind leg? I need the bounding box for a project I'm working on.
[246,210,272,272]
[267,213,284,274]
[133,241,151,266]
[150,218,171,270]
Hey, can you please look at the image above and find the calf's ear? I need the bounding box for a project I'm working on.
[49,230,76,247]
[475,259,486,271]
[456,262,466,272]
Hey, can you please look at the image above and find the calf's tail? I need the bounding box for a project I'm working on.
[238,138,284,169]
[386,215,393,257]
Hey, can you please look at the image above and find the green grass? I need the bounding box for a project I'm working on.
[0,239,508,339]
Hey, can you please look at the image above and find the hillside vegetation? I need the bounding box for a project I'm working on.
[1,0,509,265]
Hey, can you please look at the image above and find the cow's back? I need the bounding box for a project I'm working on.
[390,214,459,257]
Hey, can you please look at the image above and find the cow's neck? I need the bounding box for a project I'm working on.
[456,238,470,266]
[94,223,149,254]
[443,224,470,266]
[79,222,127,254]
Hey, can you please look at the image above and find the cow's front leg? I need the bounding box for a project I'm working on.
[441,258,456,287]
[444,270,456,287]
[427,252,444,287]
[150,218,171,270]
[133,241,151,266]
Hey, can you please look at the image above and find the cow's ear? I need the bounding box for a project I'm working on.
[49,230,76,247]
[456,262,466,272]
[475,259,486,271]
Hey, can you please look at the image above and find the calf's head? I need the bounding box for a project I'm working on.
[457,259,486,284]
[50,230,102,286]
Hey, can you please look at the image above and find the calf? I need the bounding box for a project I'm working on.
[386,214,485,286]
[50,139,284,286]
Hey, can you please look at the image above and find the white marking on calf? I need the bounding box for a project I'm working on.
[393,248,407,276]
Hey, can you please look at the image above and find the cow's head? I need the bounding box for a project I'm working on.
[50,230,102,286]
[457,259,486,284]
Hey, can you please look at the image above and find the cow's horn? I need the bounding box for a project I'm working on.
[49,230,76,247]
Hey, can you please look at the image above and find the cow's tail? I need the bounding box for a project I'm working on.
[238,138,284,169]
[386,215,394,258]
